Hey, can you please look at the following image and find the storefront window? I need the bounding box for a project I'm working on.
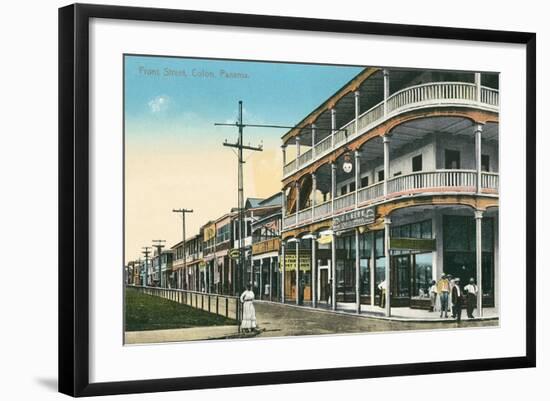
[443,215,495,303]
[413,253,433,297]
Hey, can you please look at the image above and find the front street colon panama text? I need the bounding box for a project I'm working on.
[139,66,249,79]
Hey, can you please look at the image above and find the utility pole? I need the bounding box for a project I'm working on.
[216,101,340,296]
[152,240,166,288]
[141,247,151,286]
[217,101,263,295]
[173,208,193,290]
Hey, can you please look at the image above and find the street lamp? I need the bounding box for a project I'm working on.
[341,129,353,173]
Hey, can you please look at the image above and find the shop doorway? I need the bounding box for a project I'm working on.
[319,266,330,303]
[391,254,411,306]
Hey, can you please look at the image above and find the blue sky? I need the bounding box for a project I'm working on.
[124,55,364,145]
[124,55,364,261]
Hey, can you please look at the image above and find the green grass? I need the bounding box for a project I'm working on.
[125,288,237,331]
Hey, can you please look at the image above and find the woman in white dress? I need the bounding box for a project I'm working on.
[240,284,257,332]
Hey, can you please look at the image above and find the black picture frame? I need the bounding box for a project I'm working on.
[58,3,536,397]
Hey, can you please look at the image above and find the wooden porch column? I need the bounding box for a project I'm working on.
[311,236,317,308]
[475,210,484,317]
[355,227,361,314]
[331,108,336,148]
[475,123,484,194]
[281,243,286,303]
[384,217,392,317]
[383,135,391,197]
[355,150,361,208]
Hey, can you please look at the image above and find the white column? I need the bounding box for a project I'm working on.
[311,124,317,159]
[370,233,375,306]
[475,123,483,193]
[384,217,392,317]
[311,173,317,218]
[311,236,317,308]
[383,135,391,197]
[296,136,301,166]
[355,90,360,136]
[281,189,286,221]
[383,69,390,116]
[259,259,263,300]
[475,210,484,317]
[331,233,337,311]
[295,182,300,226]
[282,145,287,169]
[355,150,361,208]
[295,240,300,305]
[269,256,273,301]
[281,243,286,303]
[331,108,336,148]
[331,162,337,213]
[355,228,361,314]
[475,72,481,102]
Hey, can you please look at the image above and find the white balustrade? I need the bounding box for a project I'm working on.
[387,82,477,113]
[481,172,499,191]
[283,214,296,228]
[387,170,477,195]
[314,135,332,157]
[297,148,312,167]
[298,207,312,223]
[313,200,332,218]
[333,129,347,145]
[357,182,384,204]
[333,192,355,213]
[283,159,297,176]
[357,101,384,132]
[481,86,499,106]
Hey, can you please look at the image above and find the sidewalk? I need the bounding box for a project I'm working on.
[124,325,239,344]
[276,300,499,322]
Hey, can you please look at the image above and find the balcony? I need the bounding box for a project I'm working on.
[283,82,499,179]
[283,170,499,229]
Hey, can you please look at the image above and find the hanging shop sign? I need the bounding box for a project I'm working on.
[229,248,241,259]
[333,206,376,232]
[317,234,333,245]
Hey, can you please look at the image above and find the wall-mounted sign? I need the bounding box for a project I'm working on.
[333,206,376,232]
[390,237,436,251]
[284,252,311,272]
[203,223,216,241]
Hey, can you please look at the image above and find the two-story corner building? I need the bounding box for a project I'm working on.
[280,67,499,316]
[200,213,235,295]
[251,193,283,301]
[171,233,204,291]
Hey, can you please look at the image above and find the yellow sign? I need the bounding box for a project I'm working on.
[203,223,216,241]
[284,252,311,272]
[317,234,333,245]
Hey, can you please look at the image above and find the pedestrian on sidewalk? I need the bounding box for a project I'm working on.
[451,277,463,322]
[378,280,387,308]
[429,280,437,312]
[239,284,257,333]
[437,273,450,318]
[464,277,478,318]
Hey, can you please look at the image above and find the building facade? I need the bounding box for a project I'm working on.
[280,67,499,316]
[250,194,283,301]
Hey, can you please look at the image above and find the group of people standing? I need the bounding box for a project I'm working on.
[429,274,479,321]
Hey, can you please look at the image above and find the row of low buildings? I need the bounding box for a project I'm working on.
[125,194,284,301]
[126,66,500,316]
